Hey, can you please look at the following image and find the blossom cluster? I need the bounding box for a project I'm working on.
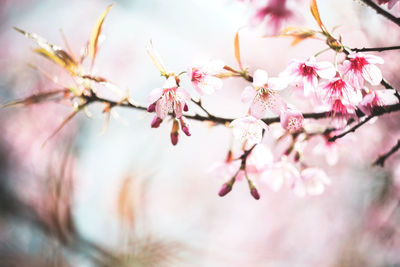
[146,42,398,199]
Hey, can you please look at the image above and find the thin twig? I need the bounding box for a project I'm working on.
[360,0,400,27]
[328,115,374,142]
[373,139,400,166]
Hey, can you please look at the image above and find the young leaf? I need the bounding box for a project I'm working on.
[89,4,114,65]
[146,40,167,75]
[278,26,316,46]
[14,27,78,75]
[310,0,328,34]
[234,31,243,70]
[2,89,67,108]
[42,109,79,147]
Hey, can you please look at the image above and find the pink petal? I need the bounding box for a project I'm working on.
[148,88,164,104]
[155,97,170,119]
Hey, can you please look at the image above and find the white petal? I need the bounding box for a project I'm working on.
[377,90,399,105]
[163,76,177,89]
[269,77,289,91]
[364,54,384,64]
[253,69,269,87]
[315,61,336,79]
[241,86,257,103]
[155,97,170,119]
[362,64,382,86]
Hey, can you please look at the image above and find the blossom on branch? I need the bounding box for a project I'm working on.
[147,76,191,121]
[341,52,384,89]
[229,115,269,147]
[280,57,336,97]
[188,59,224,95]
[359,89,399,115]
[241,69,287,119]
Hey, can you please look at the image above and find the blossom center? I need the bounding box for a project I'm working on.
[350,56,368,72]
[300,64,316,77]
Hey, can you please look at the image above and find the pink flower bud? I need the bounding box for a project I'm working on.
[183,103,189,112]
[250,188,260,200]
[170,119,180,145]
[179,117,191,136]
[218,183,232,197]
[151,116,163,128]
[147,103,156,112]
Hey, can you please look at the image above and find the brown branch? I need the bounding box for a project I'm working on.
[328,115,374,142]
[360,0,400,27]
[373,139,400,166]
[352,45,400,52]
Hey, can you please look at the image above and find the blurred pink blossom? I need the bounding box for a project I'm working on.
[358,89,399,115]
[230,115,269,147]
[188,59,224,95]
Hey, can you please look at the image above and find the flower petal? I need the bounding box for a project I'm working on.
[253,69,269,88]
[362,64,382,86]
[148,88,164,104]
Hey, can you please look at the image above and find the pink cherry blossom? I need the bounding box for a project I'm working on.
[311,135,339,166]
[188,59,224,95]
[320,76,361,105]
[280,107,304,133]
[251,0,294,35]
[260,155,300,192]
[229,115,269,147]
[147,76,191,120]
[330,98,356,128]
[291,167,331,197]
[280,57,336,97]
[241,69,287,119]
[341,52,384,89]
[210,150,242,182]
[358,89,399,115]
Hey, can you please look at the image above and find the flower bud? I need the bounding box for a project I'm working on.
[151,116,163,128]
[147,103,156,112]
[218,183,232,197]
[179,117,191,136]
[183,103,189,112]
[250,188,260,200]
[170,119,179,145]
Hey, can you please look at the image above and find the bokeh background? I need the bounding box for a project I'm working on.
[1,0,400,266]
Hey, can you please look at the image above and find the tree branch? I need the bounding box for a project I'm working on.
[373,139,400,166]
[360,0,400,27]
[352,45,400,52]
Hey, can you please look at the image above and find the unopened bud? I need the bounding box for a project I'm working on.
[147,103,156,112]
[218,183,232,197]
[179,117,191,136]
[183,103,189,112]
[170,119,179,145]
[250,188,260,200]
[294,151,301,162]
[151,116,162,128]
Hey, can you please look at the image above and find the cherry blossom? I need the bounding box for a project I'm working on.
[341,52,384,89]
[147,76,191,124]
[230,115,269,147]
[330,98,356,128]
[359,89,399,115]
[280,57,336,97]
[291,167,331,197]
[241,69,287,119]
[188,59,224,95]
[260,155,300,192]
[280,107,304,133]
[320,76,361,105]
[251,0,294,35]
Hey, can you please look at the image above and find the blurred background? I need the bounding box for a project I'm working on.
[1,0,400,266]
